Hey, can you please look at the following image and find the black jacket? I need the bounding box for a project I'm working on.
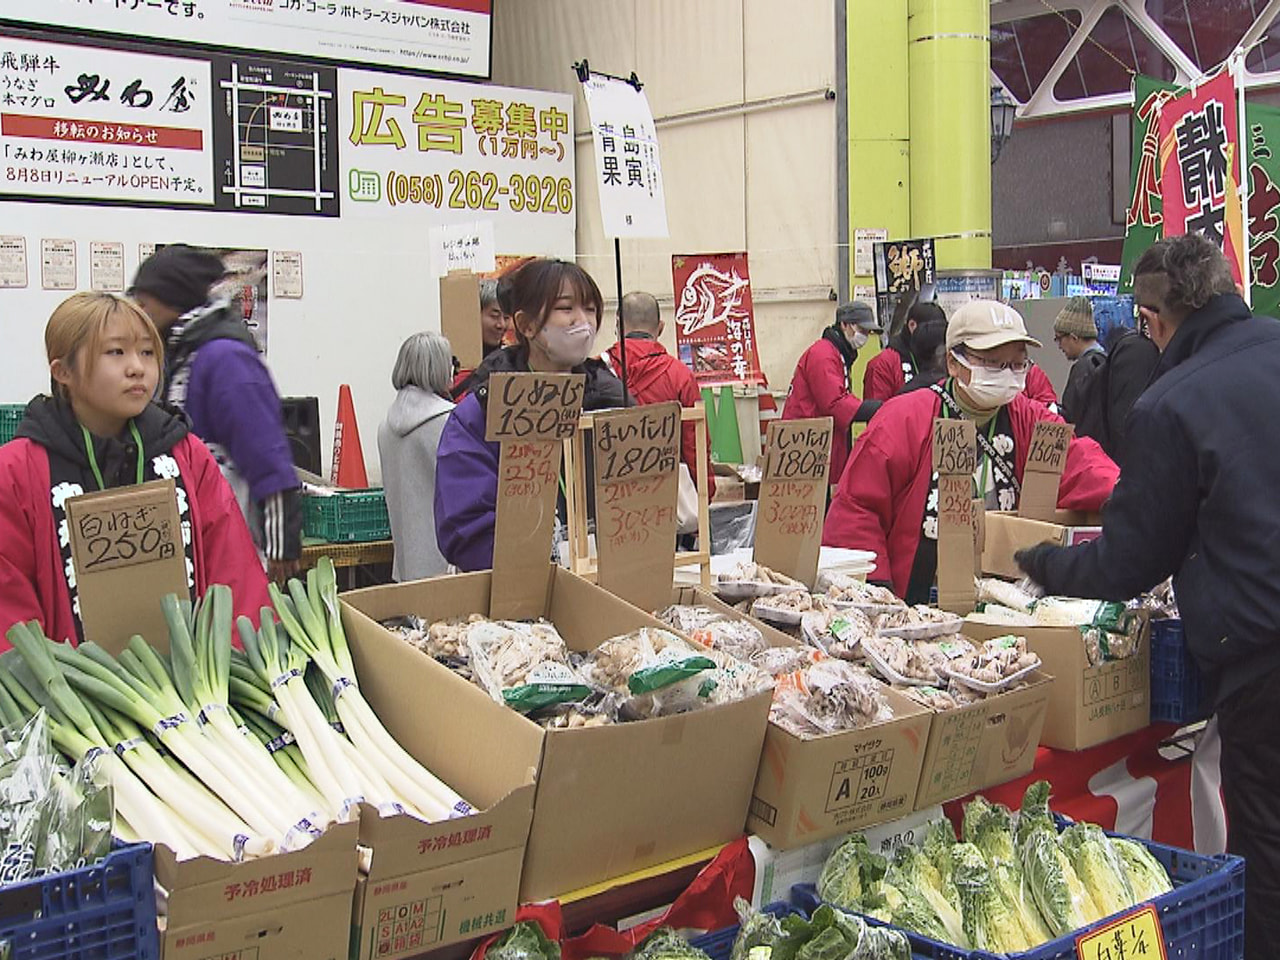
[1061,346,1106,434]
[1023,294,1280,705]
[1100,329,1160,465]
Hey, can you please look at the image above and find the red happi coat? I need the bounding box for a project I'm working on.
[0,435,269,650]
[822,388,1119,596]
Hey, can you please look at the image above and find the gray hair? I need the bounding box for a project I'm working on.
[479,278,500,310]
[391,332,453,395]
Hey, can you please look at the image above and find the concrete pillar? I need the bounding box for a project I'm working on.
[906,0,991,269]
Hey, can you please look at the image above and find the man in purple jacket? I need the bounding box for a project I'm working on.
[131,245,302,582]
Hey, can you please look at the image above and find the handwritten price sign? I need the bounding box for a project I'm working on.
[1026,420,1072,473]
[485,372,585,442]
[595,404,681,483]
[762,421,831,482]
[755,417,832,587]
[592,404,681,611]
[932,418,976,476]
[937,474,973,529]
[489,373,586,619]
[65,479,189,655]
[1075,904,1167,960]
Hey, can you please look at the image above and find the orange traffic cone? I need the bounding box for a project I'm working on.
[330,384,369,489]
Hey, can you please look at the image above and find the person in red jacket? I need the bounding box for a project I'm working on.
[605,291,714,497]
[1022,360,1061,411]
[782,301,882,485]
[863,300,947,401]
[0,292,269,650]
[824,299,1118,603]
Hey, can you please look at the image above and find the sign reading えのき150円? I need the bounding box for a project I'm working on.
[3,0,492,80]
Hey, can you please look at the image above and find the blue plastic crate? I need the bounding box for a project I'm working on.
[688,902,801,960]
[0,842,159,960]
[1150,618,1207,725]
[791,832,1244,960]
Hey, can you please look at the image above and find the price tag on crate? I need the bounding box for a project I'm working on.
[591,402,682,612]
[1075,904,1167,960]
[486,373,585,619]
[65,479,189,656]
[932,418,976,614]
[1020,420,1073,523]
[754,418,832,588]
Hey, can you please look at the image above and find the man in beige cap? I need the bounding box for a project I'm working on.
[1053,296,1107,432]
[823,299,1118,603]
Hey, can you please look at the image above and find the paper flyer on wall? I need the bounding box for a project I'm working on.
[581,75,668,239]
[671,252,764,387]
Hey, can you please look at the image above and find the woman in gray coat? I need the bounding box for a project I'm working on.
[377,332,455,581]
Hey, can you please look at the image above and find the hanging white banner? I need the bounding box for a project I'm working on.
[581,75,668,239]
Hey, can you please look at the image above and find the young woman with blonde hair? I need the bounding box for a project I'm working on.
[0,291,268,649]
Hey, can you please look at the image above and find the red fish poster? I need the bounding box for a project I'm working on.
[671,252,765,386]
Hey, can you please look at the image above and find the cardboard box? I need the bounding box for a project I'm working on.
[162,890,353,960]
[340,589,541,958]
[964,620,1150,752]
[342,568,773,903]
[157,819,359,960]
[981,511,1102,579]
[672,588,933,851]
[914,670,1054,809]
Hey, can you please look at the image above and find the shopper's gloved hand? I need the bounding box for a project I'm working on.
[1014,541,1060,588]
[853,399,882,423]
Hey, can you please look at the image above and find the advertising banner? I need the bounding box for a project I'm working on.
[581,75,668,239]
[671,252,764,387]
[873,237,936,335]
[3,0,492,80]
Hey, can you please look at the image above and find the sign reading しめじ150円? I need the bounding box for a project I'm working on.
[0,35,214,206]
[3,0,492,80]
[340,69,574,255]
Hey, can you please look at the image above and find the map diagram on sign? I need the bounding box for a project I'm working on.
[212,58,339,217]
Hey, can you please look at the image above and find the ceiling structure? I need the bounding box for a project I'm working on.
[991,0,1280,117]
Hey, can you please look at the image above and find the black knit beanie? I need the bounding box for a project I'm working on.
[129,244,226,315]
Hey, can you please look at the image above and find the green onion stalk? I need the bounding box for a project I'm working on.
[1,627,213,860]
[270,559,471,821]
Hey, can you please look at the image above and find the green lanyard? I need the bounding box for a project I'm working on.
[81,421,145,491]
[941,380,997,498]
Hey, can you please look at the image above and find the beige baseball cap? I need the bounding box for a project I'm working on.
[946,300,1043,351]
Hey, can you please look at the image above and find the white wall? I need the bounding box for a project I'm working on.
[491,0,841,391]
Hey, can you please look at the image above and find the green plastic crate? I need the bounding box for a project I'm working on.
[302,488,390,542]
[0,404,24,444]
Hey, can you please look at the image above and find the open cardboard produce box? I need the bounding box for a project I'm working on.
[671,587,933,851]
[157,820,359,960]
[965,617,1149,752]
[342,567,773,904]
[981,510,1102,579]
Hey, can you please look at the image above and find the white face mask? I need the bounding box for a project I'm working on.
[537,320,595,368]
[955,353,1026,409]
[850,330,870,350]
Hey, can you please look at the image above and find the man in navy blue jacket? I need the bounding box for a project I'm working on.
[1017,234,1280,958]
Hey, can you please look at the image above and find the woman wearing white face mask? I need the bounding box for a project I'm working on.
[823,300,1119,603]
[434,258,628,572]
[782,301,884,487]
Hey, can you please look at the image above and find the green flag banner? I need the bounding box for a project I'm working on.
[1118,73,1280,317]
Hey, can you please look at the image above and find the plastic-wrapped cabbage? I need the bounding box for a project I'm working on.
[921,818,958,888]
[967,798,1053,946]
[801,907,909,960]
[951,842,1033,954]
[1060,823,1137,918]
[633,928,713,960]
[885,845,967,947]
[1112,837,1174,901]
[729,898,786,960]
[487,921,561,960]
[1017,783,1100,936]
[817,835,887,910]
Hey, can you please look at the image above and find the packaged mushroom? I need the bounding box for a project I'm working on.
[658,604,770,661]
[801,606,875,659]
[875,604,965,640]
[466,619,593,713]
[819,572,906,612]
[945,635,1041,692]
[715,561,806,601]
[751,644,822,677]
[382,613,482,680]
[582,628,719,720]
[750,589,818,626]
[860,635,943,686]
[771,657,894,737]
